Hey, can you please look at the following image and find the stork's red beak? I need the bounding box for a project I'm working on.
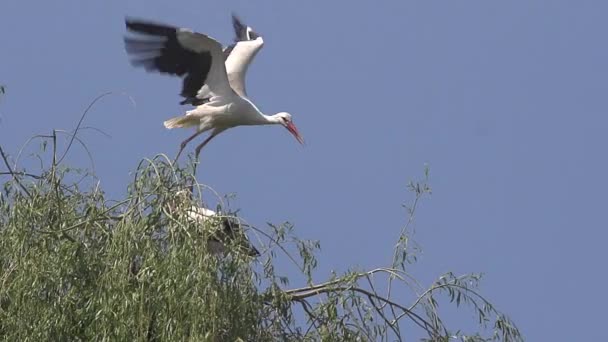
[286,122,305,145]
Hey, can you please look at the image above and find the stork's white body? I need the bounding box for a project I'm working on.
[181,201,260,257]
[124,15,303,160]
[165,190,259,256]
[166,93,274,133]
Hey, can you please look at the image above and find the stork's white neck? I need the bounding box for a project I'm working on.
[249,112,283,126]
[264,114,284,124]
[237,97,284,126]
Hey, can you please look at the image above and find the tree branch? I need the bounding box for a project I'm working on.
[0,145,31,198]
[287,284,441,338]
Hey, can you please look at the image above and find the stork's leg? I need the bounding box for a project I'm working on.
[174,130,204,163]
[194,132,220,161]
[189,133,220,177]
[191,128,226,175]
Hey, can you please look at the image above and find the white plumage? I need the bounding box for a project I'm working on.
[168,190,260,257]
[124,15,304,161]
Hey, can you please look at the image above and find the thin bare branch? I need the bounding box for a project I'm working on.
[0,145,31,198]
[288,284,440,338]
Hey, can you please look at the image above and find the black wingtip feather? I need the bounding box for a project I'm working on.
[181,97,210,106]
[123,16,213,104]
[125,17,178,37]
[248,30,260,40]
[124,37,165,54]
[221,217,260,257]
[231,13,248,41]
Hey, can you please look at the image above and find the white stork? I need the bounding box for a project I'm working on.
[186,206,260,257]
[168,190,260,257]
[124,15,304,161]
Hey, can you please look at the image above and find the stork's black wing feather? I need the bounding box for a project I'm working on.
[222,14,260,61]
[124,18,212,104]
[231,14,249,41]
[221,217,260,257]
[221,14,248,61]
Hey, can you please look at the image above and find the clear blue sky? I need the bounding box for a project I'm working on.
[2,1,607,340]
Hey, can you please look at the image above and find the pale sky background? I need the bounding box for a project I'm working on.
[2,1,607,340]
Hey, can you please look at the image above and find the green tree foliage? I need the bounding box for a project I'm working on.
[0,128,522,341]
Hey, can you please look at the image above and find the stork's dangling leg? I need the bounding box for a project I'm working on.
[194,131,222,161]
[174,130,204,163]
[190,129,225,174]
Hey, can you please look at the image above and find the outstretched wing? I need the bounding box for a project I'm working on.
[124,18,234,104]
[224,14,264,98]
[195,14,264,103]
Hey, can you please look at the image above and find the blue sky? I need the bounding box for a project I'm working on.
[2,0,607,339]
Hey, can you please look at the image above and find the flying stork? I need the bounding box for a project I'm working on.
[124,14,304,161]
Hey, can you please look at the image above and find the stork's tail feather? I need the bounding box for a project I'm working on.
[163,115,199,129]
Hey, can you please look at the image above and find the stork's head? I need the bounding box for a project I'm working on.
[274,112,304,145]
